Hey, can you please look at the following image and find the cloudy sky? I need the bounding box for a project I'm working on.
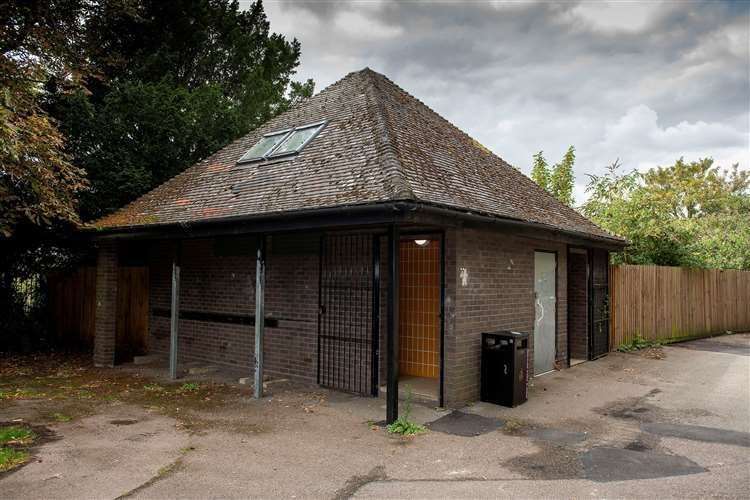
[258,0,748,203]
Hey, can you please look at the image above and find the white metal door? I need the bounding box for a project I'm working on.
[534,252,556,375]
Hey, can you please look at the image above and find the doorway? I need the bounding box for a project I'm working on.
[567,248,589,365]
[534,251,557,375]
[398,237,441,401]
[115,266,149,364]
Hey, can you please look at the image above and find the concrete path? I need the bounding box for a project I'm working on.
[1,403,189,499]
[2,333,748,499]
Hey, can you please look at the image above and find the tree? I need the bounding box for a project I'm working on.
[0,0,91,237]
[530,146,575,206]
[531,151,550,191]
[50,0,312,220]
[582,158,750,269]
[550,146,575,206]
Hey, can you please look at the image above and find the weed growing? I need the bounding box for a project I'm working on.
[617,335,661,352]
[386,387,427,436]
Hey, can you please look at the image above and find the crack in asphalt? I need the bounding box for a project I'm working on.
[335,465,387,499]
[115,455,186,499]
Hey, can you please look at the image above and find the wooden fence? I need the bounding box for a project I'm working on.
[48,265,149,356]
[115,266,149,363]
[609,264,750,348]
[48,266,97,348]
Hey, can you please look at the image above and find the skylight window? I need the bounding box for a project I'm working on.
[237,130,290,163]
[237,121,326,164]
[272,123,324,156]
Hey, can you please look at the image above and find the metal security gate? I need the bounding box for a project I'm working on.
[317,234,379,396]
[590,249,610,359]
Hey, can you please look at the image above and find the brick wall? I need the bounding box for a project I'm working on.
[93,240,118,367]
[95,225,595,407]
[147,234,320,383]
[568,251,589,360]
[445,227,568,406]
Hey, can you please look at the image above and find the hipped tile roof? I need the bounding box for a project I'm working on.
[93,68,623,243]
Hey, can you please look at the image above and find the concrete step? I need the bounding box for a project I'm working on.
[186,364,220,375]
[133,354,164,365]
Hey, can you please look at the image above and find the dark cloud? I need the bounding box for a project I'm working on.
[261,0,748,202]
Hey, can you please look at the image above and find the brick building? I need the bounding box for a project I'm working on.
[90,69,625,421]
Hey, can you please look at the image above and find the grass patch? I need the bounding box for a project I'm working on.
[0,424,36,473]
[0,447,29,472]
[0,426,36,445]
[0,388,40,400]
[618,331,739,352]
[386,387,427,436]
[0,353,244,433]
[52,413,72,423]
[617,335,661,352]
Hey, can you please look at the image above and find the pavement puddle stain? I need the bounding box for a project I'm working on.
[525,427,587,445]
[594,388,664,423]
[581,447,706,482]
[641,422,750,448]
[426,411,504,437]
[502,440,584,480]
[109,419,139,426]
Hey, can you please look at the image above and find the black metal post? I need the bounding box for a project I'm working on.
[386,224,400,424]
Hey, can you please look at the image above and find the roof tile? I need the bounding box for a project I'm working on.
[93,68,622,242]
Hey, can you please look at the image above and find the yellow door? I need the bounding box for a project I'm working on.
[399,239,440,378]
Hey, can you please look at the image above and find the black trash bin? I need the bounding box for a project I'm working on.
[480,331,529,407]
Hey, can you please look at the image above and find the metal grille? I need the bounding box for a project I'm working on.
[317,234,379,395]
[590,249,610,358]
